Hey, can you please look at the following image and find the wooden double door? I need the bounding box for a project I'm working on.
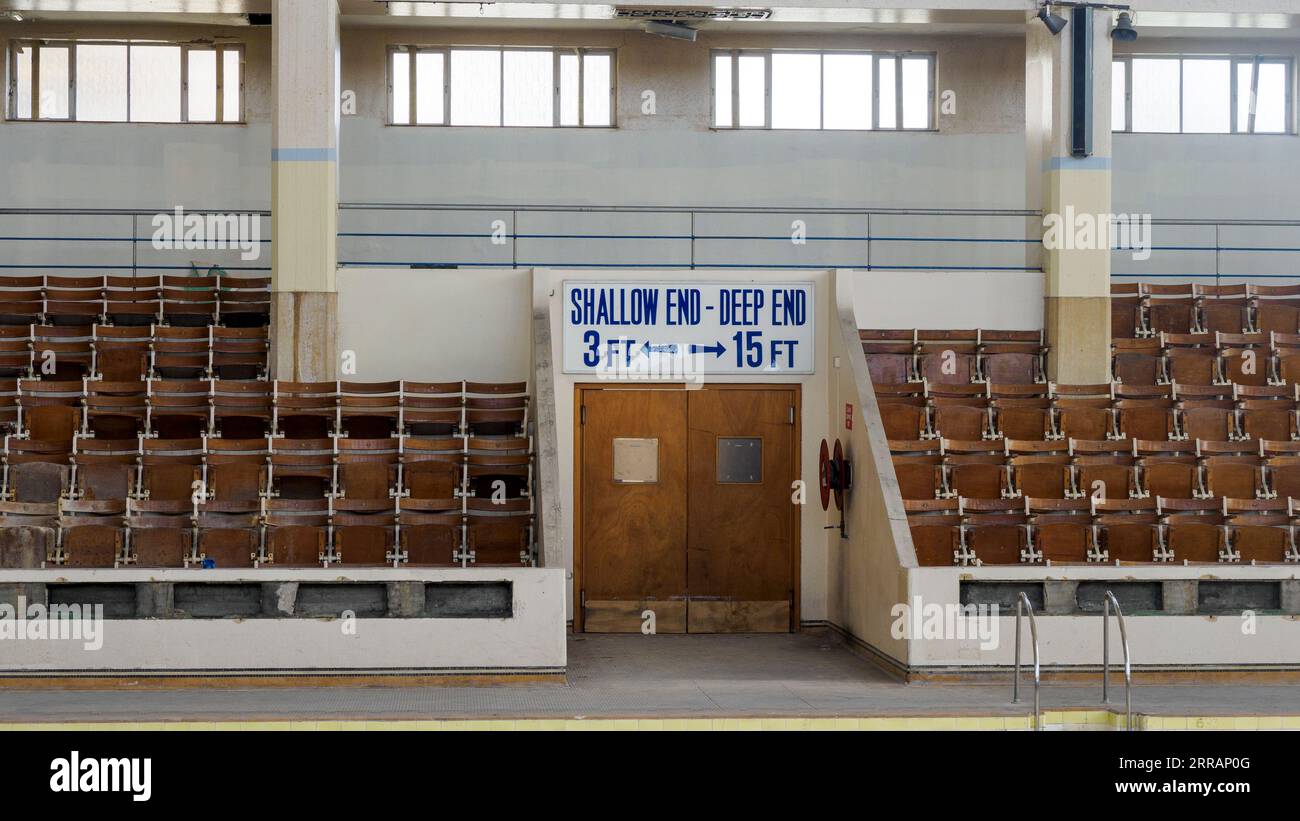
[577,385,799,633]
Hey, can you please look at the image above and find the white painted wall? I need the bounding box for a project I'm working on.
[853,269,1043,330]
[337,267,531,382]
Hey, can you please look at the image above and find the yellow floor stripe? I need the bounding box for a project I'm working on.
[0,710,1297,731]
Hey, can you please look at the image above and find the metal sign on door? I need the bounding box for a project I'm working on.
[562,281,815,376]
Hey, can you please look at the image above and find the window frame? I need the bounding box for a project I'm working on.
[1113,53,1294,135]
[710,48,936,132]
[386,44,616,128]
[7,38,245,124]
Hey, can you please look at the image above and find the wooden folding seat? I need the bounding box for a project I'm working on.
[209,326,268,380]
[267,437,334,500]
[31,325,93,380]
[860,330,916,385]
[16,379,81,450]
[43,275,104,327]
[874,382,925,404]
[81,379,147,441]
[69,436,137,502]
[397,501,463,566]
[160,274,217,327]
[0,496,59,532]
[150,325,209,380]
[145,379,210,439]
[1195,284,1250,336]
[126,497,194,567]
[216,275,271,328]
[467,433,531,457]
[211,379,272,439]
[1007,453,1070,499]
[1026,497,1092,563]
[1198,439,1264,500]
[987,383,1050,440]
[1271,331,1300,385]
[333,438,401,565]
[1004,437,1070,497]
[92,325,149,381]
[1222,498,1295,564]
[1235,386,1296,443]
[1135,439,1199,499]
[263,498,332,566]
[1112,382,1173,441]
[335,438,401,502]
[337,381,402,439]
[332,506,397,566]
[466,451,531,503]
[926,382,988,441]
[0,326,32,378]
[1248,284,1300,336]
[1144,283,1196,336]
[1174,383,1236,442]
[464,499,533,565]
[2,442,69,503]
[400,381,463,436]
[915,330,978,385]
[1110,282,1145,340]
[1264,449,1300,502]
[104,275,162,326]
[464,382,528,438]
[940,438,1006,500]
[904,498,960,566]
[136,437,203,511]
[1262,439,1300,459]
[0,379,18,435]
[201,437,269,512]
[272,381,337,439]
[959,498,1032,564]
[54,499,125,568]
[1161,332,1217,386]
[1217,331,1270,387]
[978,330,1043,384]
[1090,498,1160,562]
[881,403,926,441]
[1050,383,1114,440]
[1156,497,1225,563]
[400,436,464,506]
[195,510,259,568]
[889,440,942,501]
[0,276,45,326]
[1111,337,1161,385]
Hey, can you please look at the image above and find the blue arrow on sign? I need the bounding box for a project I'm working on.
[689,341,727,358]
[640,342,680,357]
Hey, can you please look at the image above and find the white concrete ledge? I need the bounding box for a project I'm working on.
[0,568,567,674]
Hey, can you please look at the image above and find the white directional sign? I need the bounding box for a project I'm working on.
[562,281,815,376]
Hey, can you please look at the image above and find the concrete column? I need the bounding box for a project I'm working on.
[1027,7,1114,384]
[271,0,340,382]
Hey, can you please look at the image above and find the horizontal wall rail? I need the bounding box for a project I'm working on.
[0,208,272,276]
[2,206,1298,283]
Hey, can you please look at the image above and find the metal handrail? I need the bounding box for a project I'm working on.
[1103,590,1134,731]
[1012,591,1041,731]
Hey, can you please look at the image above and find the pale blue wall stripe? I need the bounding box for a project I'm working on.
[1045,156,1112,171]
[272,148,338,162]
